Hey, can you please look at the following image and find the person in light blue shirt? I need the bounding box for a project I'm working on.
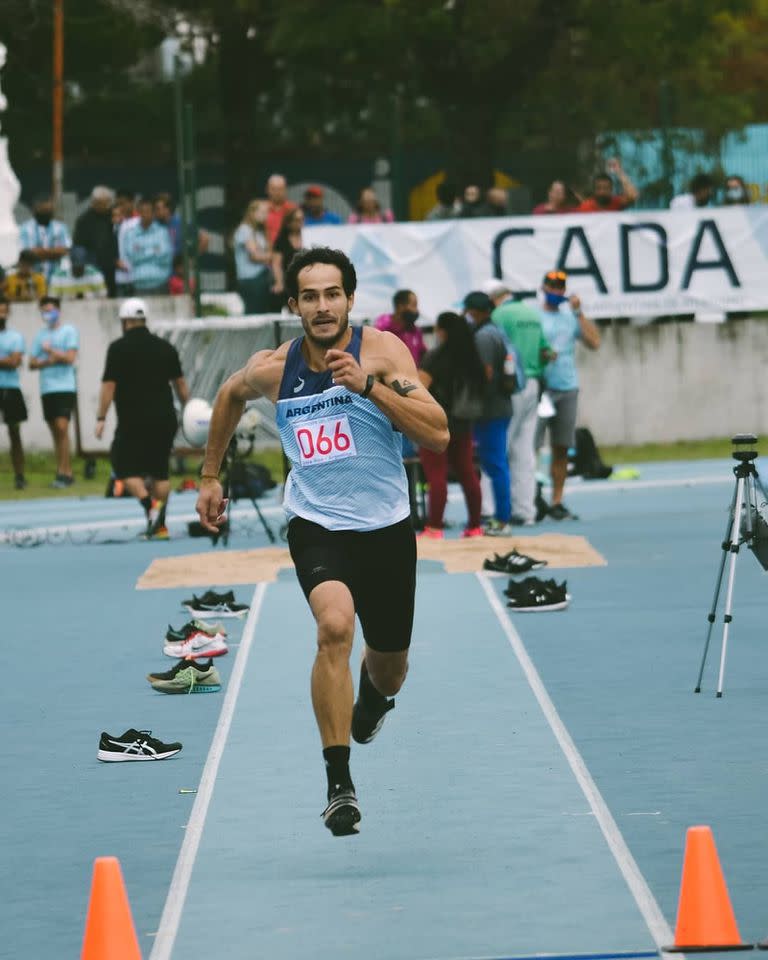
[536,270,601,520]
[233,199,272,314]
[0,297,28,489]
[29,296,80,488]
[120,198,173,294]
[18,195,72,283]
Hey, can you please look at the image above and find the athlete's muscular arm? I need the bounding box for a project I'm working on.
[196,346,285,531]
[326,330,449,453]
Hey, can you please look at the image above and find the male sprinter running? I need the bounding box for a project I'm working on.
[196,247,449,836]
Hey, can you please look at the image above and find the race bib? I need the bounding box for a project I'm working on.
[292,414,357,467]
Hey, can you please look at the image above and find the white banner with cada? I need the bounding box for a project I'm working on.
[305,206,768,320]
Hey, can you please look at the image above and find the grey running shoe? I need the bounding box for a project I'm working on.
[150,663,221,695]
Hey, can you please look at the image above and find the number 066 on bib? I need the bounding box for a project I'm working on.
[292,414,358,466]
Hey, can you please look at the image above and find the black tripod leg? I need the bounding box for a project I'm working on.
[250,497,276,543]
[695,486,737,692]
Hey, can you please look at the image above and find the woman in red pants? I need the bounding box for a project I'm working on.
[417,311,485,538]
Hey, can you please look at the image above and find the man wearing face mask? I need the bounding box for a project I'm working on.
[29,296,79,487]
[577,158,638,213]
[18,195,72,285]
[374,290,426,366]
[0,296,28,489]
[95,298,189,539]
[536,271,601,520]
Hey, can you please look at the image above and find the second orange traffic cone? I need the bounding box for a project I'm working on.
[665,825,753,952]
[81,856,142,960]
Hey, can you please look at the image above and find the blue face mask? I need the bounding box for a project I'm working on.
[544,292,567,307]
[44,309,60,327]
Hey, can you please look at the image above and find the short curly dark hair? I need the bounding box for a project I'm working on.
[285,246,357,302]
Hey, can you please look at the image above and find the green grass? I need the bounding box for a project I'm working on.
[0,439,741,501]
[601,438,737,464]
[0,447,286,501]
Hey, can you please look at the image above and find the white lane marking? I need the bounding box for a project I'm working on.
[149,582,268,960]
[0,502,286,545]
[475,572,674,949]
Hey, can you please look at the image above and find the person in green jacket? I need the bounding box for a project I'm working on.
[485,279,553,525]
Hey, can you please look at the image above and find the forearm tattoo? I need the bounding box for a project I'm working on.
[391,378,418,396]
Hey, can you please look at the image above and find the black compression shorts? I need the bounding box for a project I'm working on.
[111,420,177,480]
[287,515,416,653]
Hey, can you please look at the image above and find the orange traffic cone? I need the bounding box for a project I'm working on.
[81,856,142,960]
[665,825,753,952]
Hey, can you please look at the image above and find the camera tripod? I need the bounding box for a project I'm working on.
[695,434,768,696]
[214,438,276,547]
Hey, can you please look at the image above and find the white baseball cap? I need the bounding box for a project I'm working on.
[118,297,148,320]
[481,278,511,299]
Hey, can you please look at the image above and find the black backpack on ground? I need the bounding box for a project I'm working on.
[571,427,613,480]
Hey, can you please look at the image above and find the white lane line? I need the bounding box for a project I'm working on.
[0,502,285,545]
[149,582,268,960]
[475,572,674,949]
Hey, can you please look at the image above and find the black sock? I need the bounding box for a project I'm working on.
[140,495,152,518]
[359,660,388,709]
[323,745,353,795]
[156,499,167,526]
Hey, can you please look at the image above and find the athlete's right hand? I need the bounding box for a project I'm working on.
[196,479,228,532]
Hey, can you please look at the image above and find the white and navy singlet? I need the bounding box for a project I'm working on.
[276,327,410,532]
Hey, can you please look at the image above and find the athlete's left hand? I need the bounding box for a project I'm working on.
[325,349,368,394]
[569,294,582,312]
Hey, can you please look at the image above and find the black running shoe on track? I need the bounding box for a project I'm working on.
[97,729,182,762]
[183,589,249,618]
[352,693,395,745]
[506,578,570,612]
[484,549,547,575]
[504,576,544,599]
[147,658,214,682]
[322,784,361,836]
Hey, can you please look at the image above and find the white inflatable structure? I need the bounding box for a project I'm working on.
[0,43,20,269]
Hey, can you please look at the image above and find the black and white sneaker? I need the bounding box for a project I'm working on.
[146,658,213,682]
[484,549,547,575]
[506,577,570,612]
[351,693,395,745]
[97,729,183,762]
[322,784,361,837]
[182,589,249,619]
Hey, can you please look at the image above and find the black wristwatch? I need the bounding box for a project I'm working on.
[360,374,375,398]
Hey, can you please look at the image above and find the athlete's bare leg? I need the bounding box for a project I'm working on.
[308,580,355,746]
[364,646,408,697]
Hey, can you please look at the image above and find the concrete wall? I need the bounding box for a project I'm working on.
[2,299,767,451]
[0,296,193,453]
[576,319,768,444]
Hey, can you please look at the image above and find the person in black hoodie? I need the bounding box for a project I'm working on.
[417,311,485,537]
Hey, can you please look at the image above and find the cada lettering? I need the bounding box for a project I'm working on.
[493,218,740,298]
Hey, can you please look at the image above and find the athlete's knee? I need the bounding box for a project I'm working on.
[368,657,408,696]
[316,609,354,657]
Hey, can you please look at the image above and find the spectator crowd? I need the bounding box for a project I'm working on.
[0,163,755,311]
[0,162,755,501]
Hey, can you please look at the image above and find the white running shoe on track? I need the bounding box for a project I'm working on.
[163,633,229,659]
